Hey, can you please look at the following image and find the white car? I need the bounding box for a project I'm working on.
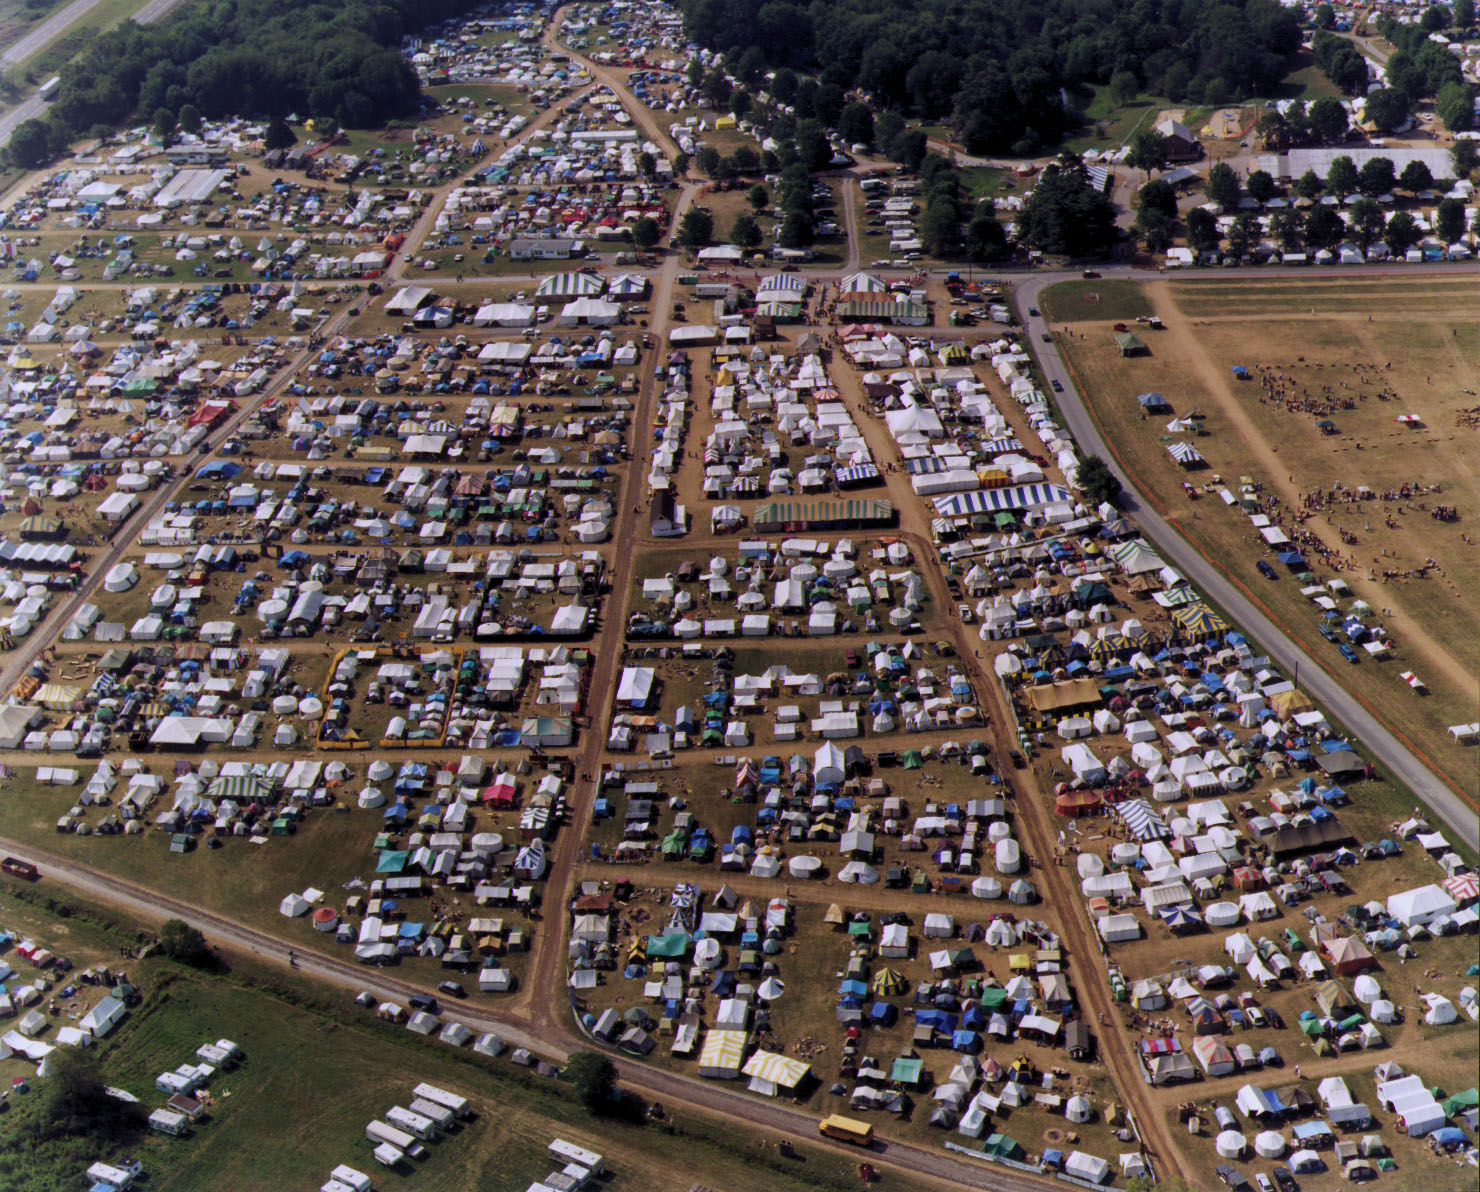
[957,604,973,624]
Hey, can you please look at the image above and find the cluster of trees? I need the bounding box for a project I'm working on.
[1254,97,1355,150]
[1313,24,1474,133]
[1018,157,1118,257]
[1205,154,1447,212]
[10,0,484,164]
[681,0,1301,153]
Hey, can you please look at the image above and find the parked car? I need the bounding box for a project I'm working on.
[1338,644,1360,663]
[1256,560,1277,579]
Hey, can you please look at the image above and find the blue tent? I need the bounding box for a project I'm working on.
[838,978,868,998]
[868,1001,897,1026]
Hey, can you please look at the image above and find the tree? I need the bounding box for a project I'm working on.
[8,118,49,167]
[875,109,904,150]
[1398,159,1434,193]
[1226,213,1256,259]
[1138,178,1177,221]
[1313,2,1336,27]
[701,67,731,108]
[1455,0,1477,26]
[152,107,175,147]
[1304,203,1344,249]
[769,68,797,105]
[746,183,769,211]
[264,116,296,151]
[729,144,760,175]
[1348,198,1384,250]
[1186,206,1221,254]
[965,205,1009,261]
[1326,155,1358,196]
[565,1051,618,1115]
[1421,3,1451,30]
[1307,96,1348,143]
[729,89,750,121]
[1436,197,1466,243]
[696,146,721,177]
[1255,110,1292,151]
[638,151,656,178]
[778,209,813,248]
[1294,169,1323,200]
[1273,208,1304,251]
[1136,207,1175,252]
[177,103,202,135]
[673,152,690,178]
[1126,129,1168,180]
[1453,138,1478,180]
[631,216,661,251]
[1245,169,1277,205]
[1109,70,1139,104]
[730,211,762,249]
[1204,162,1240,210]
[159,918,209,966]
[1384,210,1421,254]
[38,1047,144,1142]
[677,207,713,251]
[1363,87,1410,132]
[1077,456,1121,508]
[920,201,961,256]
[837,101,873,147]
[1357,156,1396,198]
[796,120,832,170]
[888,129,927,170]
[1437,81,1474,132]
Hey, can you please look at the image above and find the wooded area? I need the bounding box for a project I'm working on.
[680,0,1303,152]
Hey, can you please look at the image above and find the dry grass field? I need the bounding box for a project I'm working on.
[1052,275,1480,804]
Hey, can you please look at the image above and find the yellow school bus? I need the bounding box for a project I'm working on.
[818,1114,874,1146]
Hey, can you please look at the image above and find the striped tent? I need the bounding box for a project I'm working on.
[1167,441,1203,466]
[697,1028,748,1079]
[839,271,887,294]
[753,500,893,530]
[741,1050,810,1090]
[1443,873,1478,905]
[33,683,82,708]
[1172,603,1229,643]
[1115,797,1171,841]
[534,272,604,297]
[932,484,1073,518]
[209,773,274,801]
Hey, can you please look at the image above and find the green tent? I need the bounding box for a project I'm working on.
[902,751,923,770]
[1442,1088,1478,1116]
[376,849,409,873]
[979,987,1008,1009]
[890,1056,924,1085]
[847,920,873,939]
[983,1134,1023,1159]
[645,932,690,959]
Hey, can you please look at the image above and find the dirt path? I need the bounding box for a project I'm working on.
[1146,287,1474,699]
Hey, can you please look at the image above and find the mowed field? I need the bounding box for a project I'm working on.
[1051,275,1480,804]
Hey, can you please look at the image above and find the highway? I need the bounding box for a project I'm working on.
[1014,268,1479,850]
[0,0,192,147]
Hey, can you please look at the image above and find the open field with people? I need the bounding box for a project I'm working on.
[1052,276,1480,803]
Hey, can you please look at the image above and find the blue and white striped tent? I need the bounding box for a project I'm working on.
[834,463,881,487]
[979,437,1025,457]
[932,484,1072,518]
[1167,441,1202,466]
[1115,798,1171,841]
[757,272,806,295]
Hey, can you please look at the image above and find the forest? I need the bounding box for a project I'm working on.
[31,0,481,150]
[680,0,1304,152]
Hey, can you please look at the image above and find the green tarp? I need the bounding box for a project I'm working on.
[645,932,690,959]
[983,1133,1023,1158]
[890,1056,924,1085]
[376,849,409,873]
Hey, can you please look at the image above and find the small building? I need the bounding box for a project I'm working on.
[1156,119,1202,161]
[148,1108,189,1137]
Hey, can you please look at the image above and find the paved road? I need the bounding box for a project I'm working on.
[0,0,192,146]
[1014,268,1479,850]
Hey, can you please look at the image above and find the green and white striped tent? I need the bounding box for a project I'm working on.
[535,272,605,297]
[210,773,274,801]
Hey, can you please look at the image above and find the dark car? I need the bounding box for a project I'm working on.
[1008,749,1026,769]
[1051,379,1063,392]
[1272,1168,1298,1192]
[408,994,439,1014]
[1215,1166,1252,1192]
[437,981,467,999]
[1338,644,1359,663]
[1256,560,1277,579]
[1027,307,1039,316]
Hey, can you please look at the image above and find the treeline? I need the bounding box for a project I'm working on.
[13,0,484,163]
[680,0,1302,152]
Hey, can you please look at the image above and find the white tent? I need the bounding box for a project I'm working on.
[1254,1130,1286,1158]
[279,893,309,917]
[1215,1131,1246,1158]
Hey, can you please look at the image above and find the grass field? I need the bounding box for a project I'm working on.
[1041,280,1151,323]
[1055,276,1480,803]
[0,884,937,1192]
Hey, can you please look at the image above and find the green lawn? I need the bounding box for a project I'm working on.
[1040,279,1152,323]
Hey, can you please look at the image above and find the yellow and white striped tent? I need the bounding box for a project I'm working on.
[741,1050,811,1093]
[696,1028,747,1079]
[33,683,82,709]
